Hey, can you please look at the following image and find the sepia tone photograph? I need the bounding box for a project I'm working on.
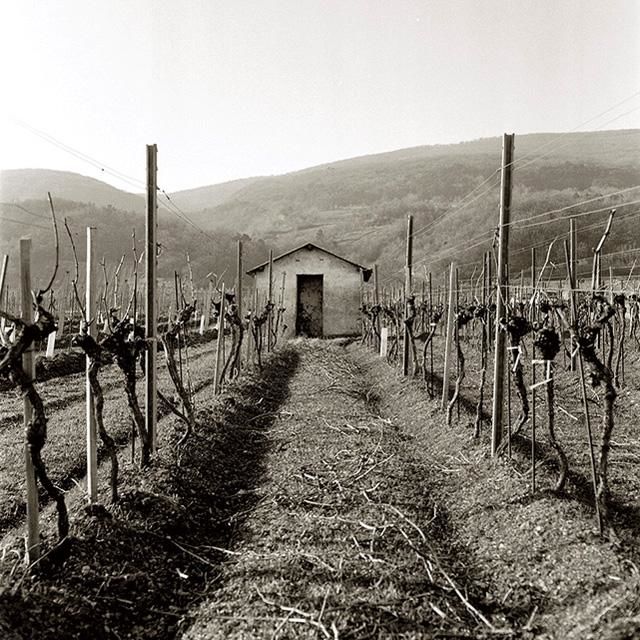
[1,1,640,638]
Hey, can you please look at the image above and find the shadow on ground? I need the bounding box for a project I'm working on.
[0,348,299,640]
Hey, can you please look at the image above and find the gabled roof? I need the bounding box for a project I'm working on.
[247,242,372,282]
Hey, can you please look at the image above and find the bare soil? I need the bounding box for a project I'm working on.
[0,337,638,639]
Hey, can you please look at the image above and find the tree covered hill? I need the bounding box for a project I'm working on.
[187,129,640,279]
[1,128,639,293]
[0,198,271,301]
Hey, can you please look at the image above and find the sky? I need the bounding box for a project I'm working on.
[1,0,639,192]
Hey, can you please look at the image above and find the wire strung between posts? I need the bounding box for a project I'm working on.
[508,193,640,230]
[378,231,495,287]
[0,202,50,221]
[502,89,640,172]
[12,118,223,263]
[410,174,501,241]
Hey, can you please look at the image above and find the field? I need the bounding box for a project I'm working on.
[1,335,640,639]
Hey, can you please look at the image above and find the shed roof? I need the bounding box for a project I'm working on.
[247,242,372,282]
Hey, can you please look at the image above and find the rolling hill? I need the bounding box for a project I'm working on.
[1,128,639,294]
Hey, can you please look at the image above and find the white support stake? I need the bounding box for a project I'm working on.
[0,254,8,308]
[46,331,56,358]
[441,262,456,410]
[214,284,226,394]
[21,239,40,563]
[380,326,389,357]
[86,227,98,503]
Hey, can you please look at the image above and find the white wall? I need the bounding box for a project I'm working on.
[252,247,363,338]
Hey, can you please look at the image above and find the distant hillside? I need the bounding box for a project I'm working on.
[0,198,272,300]
[187,129,640,275]
[169,176,267,211]
[0,169,145,213]
[1,129,639,287]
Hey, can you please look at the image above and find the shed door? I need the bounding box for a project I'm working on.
[296,275,323,337]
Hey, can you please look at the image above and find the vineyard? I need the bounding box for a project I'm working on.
[1,133,640,640]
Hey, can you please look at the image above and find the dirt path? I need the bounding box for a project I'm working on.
[184,339,506,639]
[2,339,638,639]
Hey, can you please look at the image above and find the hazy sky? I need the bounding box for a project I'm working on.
[1,0,639,192]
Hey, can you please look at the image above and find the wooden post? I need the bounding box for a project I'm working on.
[609,265,614,304]
[201,280,213,334]
[0,254,8,308]
[563,240,602,534]
[214,283,226,394]
[145,144,158,453]
[21,239,40,563]
[373,264,380,351]
[267,250,274,351]
[0,255,8,342]
[441,262,456,410]
[491,133,514,456]
[486,252,493,347]
[455,266,460,420]
[236,242,244,369]
[84,227,98,502]
[402,215,413,376]
[251,287,259,366]
[428,271,434,396]
[237,240,243,319]
[57,271,69,339]
[531,247,537,493]
[569,219,577,370]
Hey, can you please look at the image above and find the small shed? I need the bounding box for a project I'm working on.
[247,243,372,338]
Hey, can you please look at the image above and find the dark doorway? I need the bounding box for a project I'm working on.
[296,274,323,337]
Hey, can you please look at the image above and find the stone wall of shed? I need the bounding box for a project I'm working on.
[252,249,363,338]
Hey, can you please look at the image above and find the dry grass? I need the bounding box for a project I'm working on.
[1,337,640,639]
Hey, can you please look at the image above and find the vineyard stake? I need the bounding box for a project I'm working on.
[455,266,460,420]
[58,269,70,339]
[265,250,273,351]
[569,218,577,370]
[491,133,514,456]
[237,240,243,364]
[486,251,493,347]
[145,144,158,453]
[214,283,226,394]
[20,239,40,563]
[174,271,184,384]
[85,227,98,502]
[563,240,603,535]
[402,215,413,376]
[201,279,213,335]
[252,287,259,367]
[0,255,8,343]
[373,264,380,352]
[441,262,456,410]
[531,247,537,493]
[428,271,434,397]
[0,255,8,315]
[474,258,487,438]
